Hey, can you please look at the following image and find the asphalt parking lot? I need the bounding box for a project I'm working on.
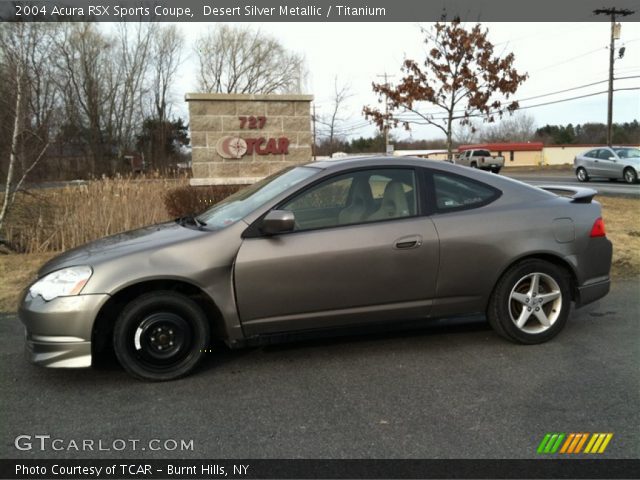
[1,279,638,460]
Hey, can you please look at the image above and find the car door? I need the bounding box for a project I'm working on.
[594,148,616,177]
[578,149,597,174]
[426,171,505,317]
[234,168,440,336]
[606,149,625,179]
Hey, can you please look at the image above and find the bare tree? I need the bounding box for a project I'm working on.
[364,20,528,159]
[111,23,154,153]
[195,25,305,94]
[54,23,113,172]
[478,112,536,143]
[453,119,480,145]
[317,78,352,158]
[150,24,184,123]
[141,25,185,170]
[0,23,56,238]
[54,23,154,172]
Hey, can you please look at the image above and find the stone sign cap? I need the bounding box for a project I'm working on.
[186,93,314,102]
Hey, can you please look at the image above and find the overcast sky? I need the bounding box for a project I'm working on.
[170,22,640,141]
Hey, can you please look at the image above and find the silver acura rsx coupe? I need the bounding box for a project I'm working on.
[19,157,612,381]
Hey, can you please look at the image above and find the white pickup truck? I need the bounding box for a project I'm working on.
[455,149,504,174]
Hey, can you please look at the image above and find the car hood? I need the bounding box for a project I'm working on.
[38,221,208,277]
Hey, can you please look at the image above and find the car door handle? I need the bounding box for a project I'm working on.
[394,235,422,250]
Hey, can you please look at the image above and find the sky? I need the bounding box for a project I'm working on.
[170,22,640,141]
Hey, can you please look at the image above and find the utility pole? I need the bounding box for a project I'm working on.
[376,73,394,155]
[311,104,318,161]
[594,7,634,146]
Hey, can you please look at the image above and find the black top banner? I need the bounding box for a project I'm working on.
[1,0,640,22]
[2,459,640,479]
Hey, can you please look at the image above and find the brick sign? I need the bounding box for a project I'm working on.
[187,93,313,186]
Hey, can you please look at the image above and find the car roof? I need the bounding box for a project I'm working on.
[305,156,457,171]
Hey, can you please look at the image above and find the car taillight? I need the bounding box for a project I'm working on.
[590,217,606,237]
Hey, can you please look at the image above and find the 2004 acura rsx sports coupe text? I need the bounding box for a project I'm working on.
[19,158,612,381]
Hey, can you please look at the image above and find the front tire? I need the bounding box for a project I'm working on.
[113,291,210,381]
[487,259,571,344]
[623,167,638,184]
[576,167,589,182]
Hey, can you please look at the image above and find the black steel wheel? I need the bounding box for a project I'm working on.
[113,291,210,381]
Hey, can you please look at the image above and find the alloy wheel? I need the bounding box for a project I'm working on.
[508,272,562,334]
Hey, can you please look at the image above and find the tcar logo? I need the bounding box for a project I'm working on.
[215,136,290,159]
[216,137,248,159]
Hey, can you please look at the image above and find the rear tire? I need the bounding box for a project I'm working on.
[623,167,638,184]
[491,167,501,174]
[487,259,571,344]
[576,167,589,182]
[113,291,210,381]
[470,162,478,168]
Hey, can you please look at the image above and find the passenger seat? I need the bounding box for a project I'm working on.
[367,181,410,221]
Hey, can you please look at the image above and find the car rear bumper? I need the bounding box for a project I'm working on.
[19,293,110,368]
[575,277,610,308]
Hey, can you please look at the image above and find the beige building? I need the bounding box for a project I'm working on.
[395,143,640,167]
[187,93,313,185]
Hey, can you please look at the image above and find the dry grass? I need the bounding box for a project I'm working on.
[0,189,637,312]
[3,176,186,253]
[0,252,56,312]
[599,196,640,278]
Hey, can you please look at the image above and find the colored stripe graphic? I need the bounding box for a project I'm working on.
[584,433,614,454]
[537,433,565,454]
[574,433,589,453]
[538,433,613,454]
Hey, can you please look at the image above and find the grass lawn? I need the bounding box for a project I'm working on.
[0,196,637,313]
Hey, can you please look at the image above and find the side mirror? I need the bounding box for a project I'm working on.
[261,210,295,235]
[609,156,616,161]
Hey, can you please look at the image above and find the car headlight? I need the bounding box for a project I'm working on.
[29,266,93,301]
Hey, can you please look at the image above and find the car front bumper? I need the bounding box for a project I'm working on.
[19,293,110,368]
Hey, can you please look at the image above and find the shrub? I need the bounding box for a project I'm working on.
[163,185,243,218]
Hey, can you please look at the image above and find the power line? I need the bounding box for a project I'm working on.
[513,75,640,103]
[394,87,640,123]
[394,76,640,120]
[530,46,608,74]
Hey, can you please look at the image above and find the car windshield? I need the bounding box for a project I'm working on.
[613,147,640,159]
[196,166,318,229]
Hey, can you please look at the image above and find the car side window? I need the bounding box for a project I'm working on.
[597,149,613,160]
[281,169,417,231]
[433,173,499,212]
[584,150,598,158]
[286,177,352,211]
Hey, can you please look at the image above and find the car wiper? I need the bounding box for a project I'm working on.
[176,216,207,228]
